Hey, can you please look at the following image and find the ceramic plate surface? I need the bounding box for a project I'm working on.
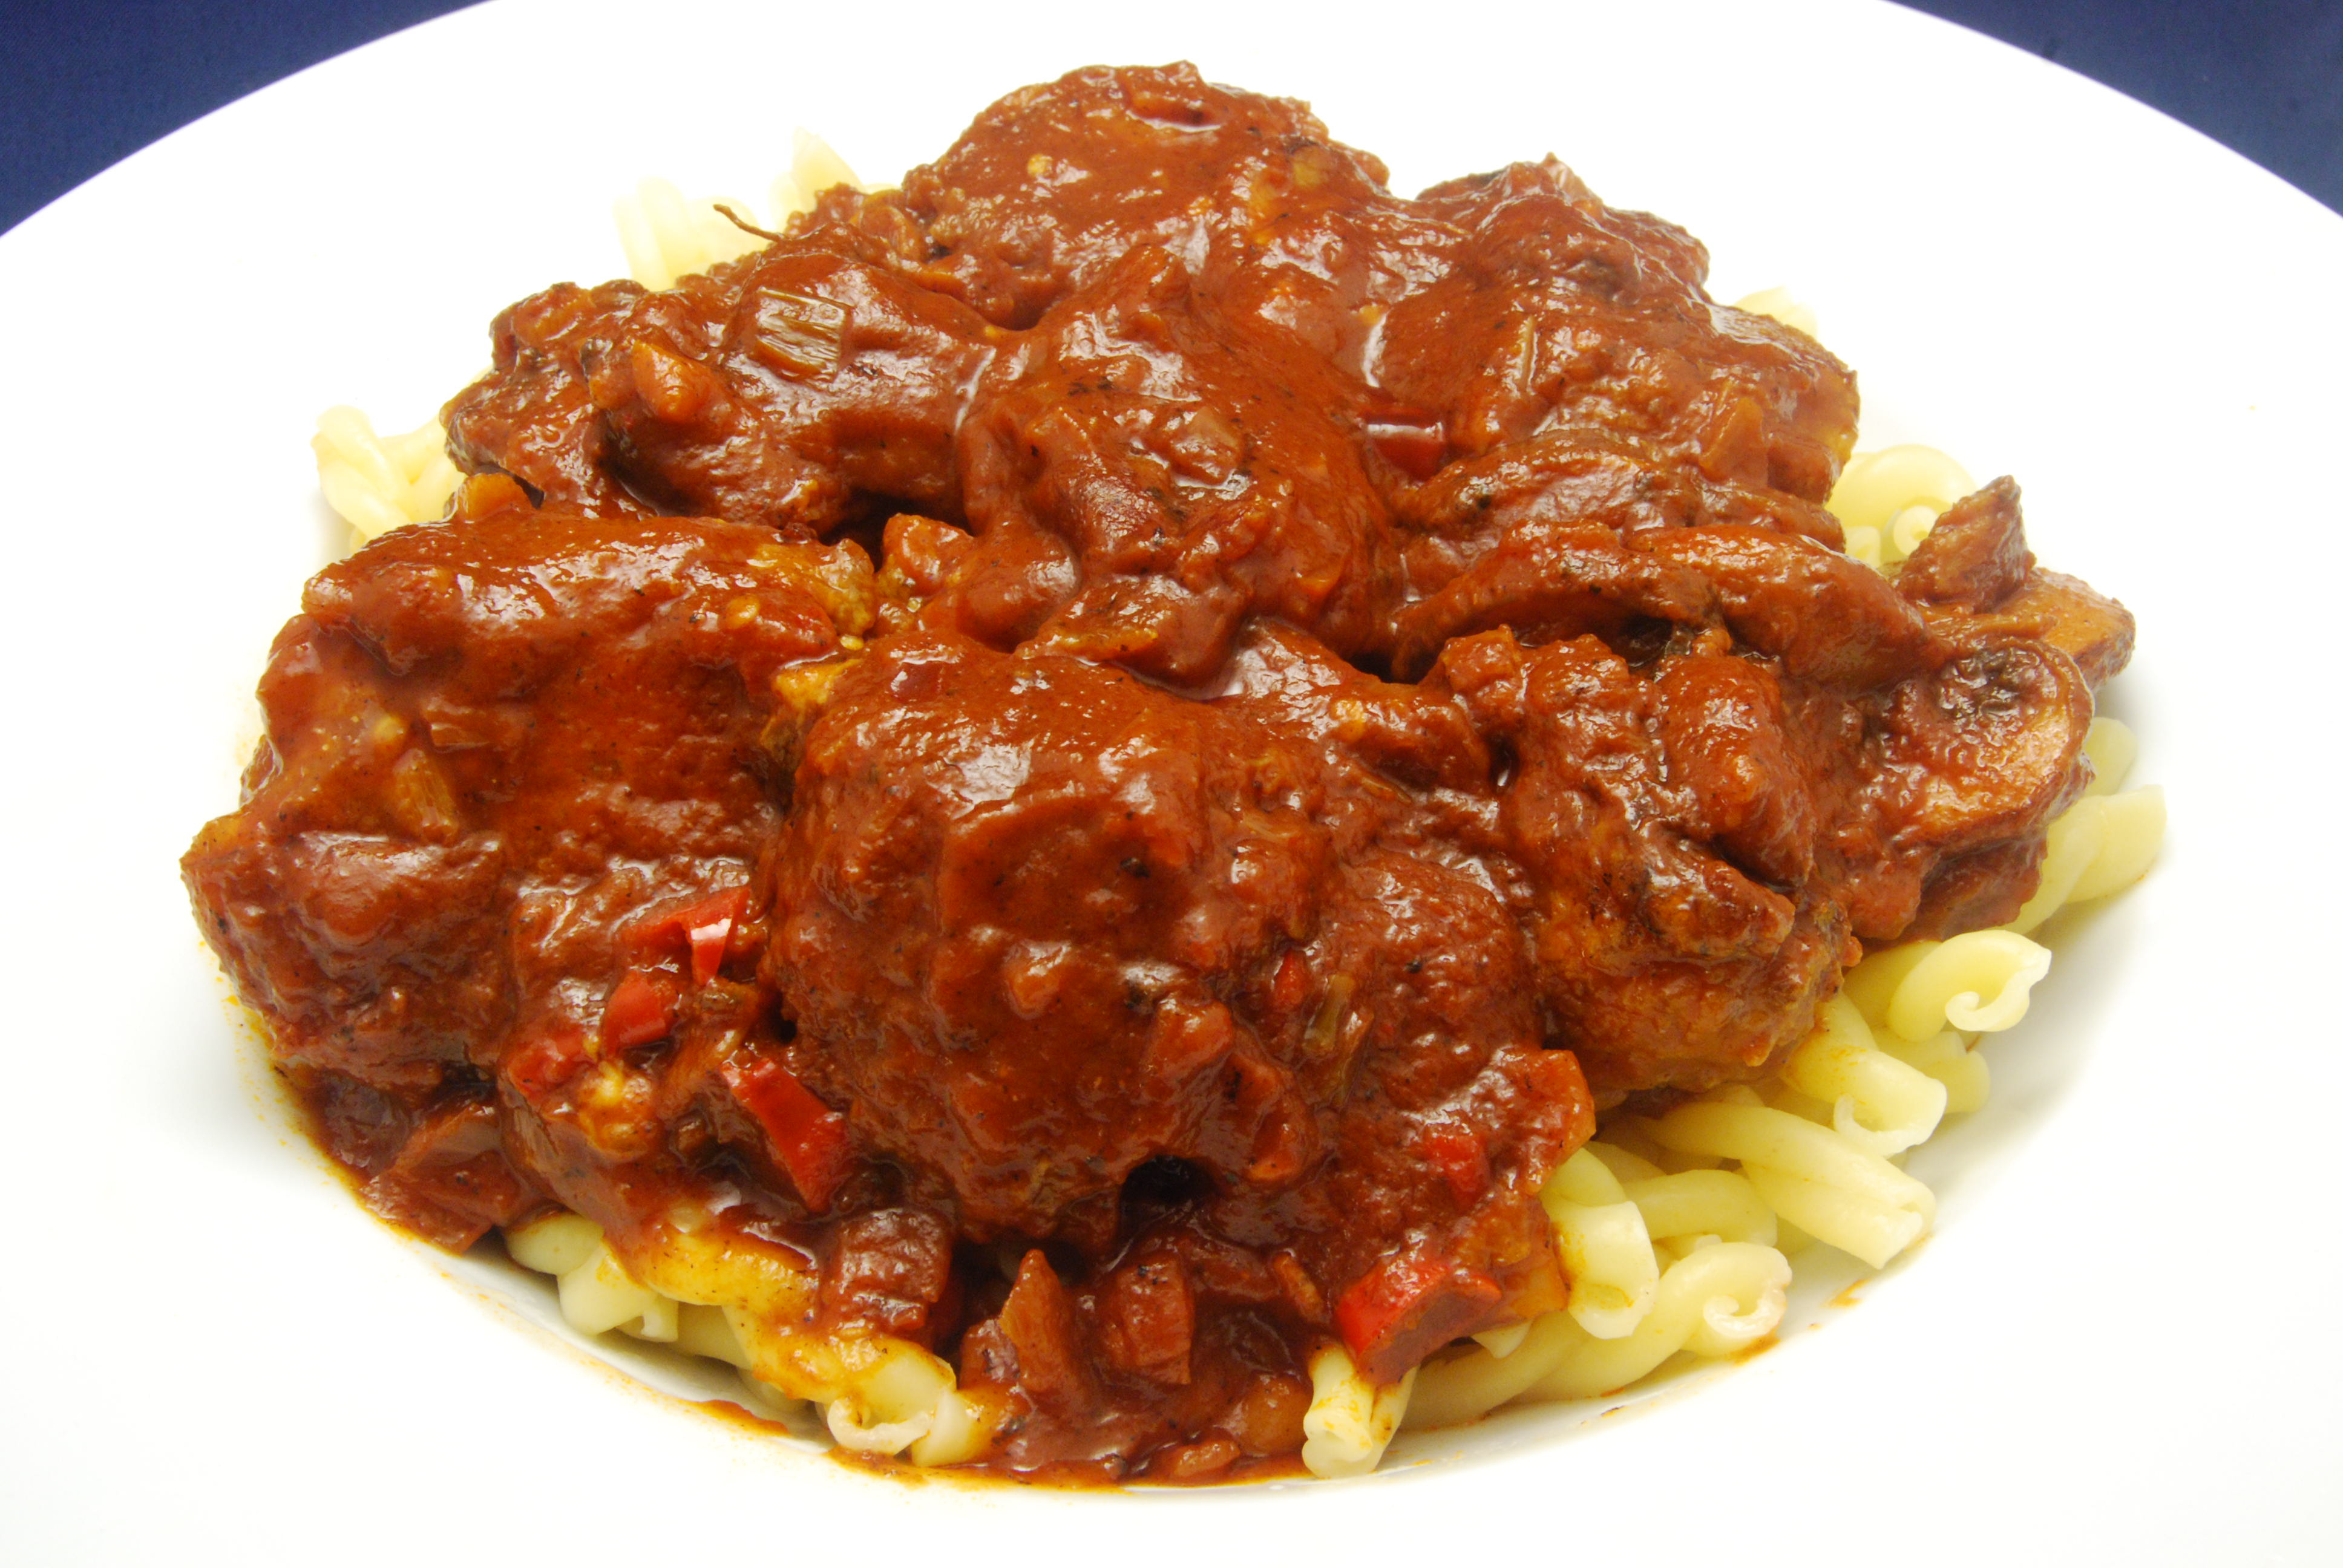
[4,1,2338,1561]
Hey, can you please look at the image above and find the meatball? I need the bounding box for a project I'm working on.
[768,633,1589,1371]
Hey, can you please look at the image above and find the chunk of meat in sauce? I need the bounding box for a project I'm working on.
[769,633,1586,1290]
[1435,631,1853,1096]
[186,478,874,1245]
[446,236,998,532]
[802,64,1404,333]
[954,247,1403,681]
[1377,160,1858,501]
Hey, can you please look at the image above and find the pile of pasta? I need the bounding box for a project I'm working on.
[312,197,2165,1480]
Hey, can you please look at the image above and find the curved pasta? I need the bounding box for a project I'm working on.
[1620,1168,1778,1250]
[1580,1138,1666,1184]
[1842,524,1886,570]
[1780,994,1948,1157]
[502,1209,995,1465]
[1469,1322,1532,1358]
[1301,1344,1415,1479]
[503,1209,598,1275]
[1519,1244,1794,1403]
[1887,502,1938,558]
[506,1212,675,1341]
[567,1242,681,1341]
[675,1302,754,1367]
[2006,788,2161,932]
[1403,1310,1585,1430]
[768,129,865,228]
[905,1391,1000,1467]
[1873,1027,1991,1116]
[1825,444,1975,564]
[1840,941,1933,1027]
[1409,1152,1782,1429]
[1647,1100,1936,1269]
[2002,719,2163,933]
[1732,1165,1917,1271]
[615,131,866,292]
[1732,285,1819,339]
[2066,786,2164,902]
[1843,930,2052,1042]
[1887,930,2053,1039]
[826,1395,934,1455]
[614,177,771,292]
[2081,716,2140,799]
[312,406,460,549]
[824,1347,958,1457]
[1541,1147,1660,1338]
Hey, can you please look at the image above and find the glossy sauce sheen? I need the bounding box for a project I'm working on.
[184,65,2132,1482]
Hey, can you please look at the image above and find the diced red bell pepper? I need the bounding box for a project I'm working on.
[674,886,749,987]
[601,969,679,1050]
[1366,421,1447,480]
[1334,1250,1501,1384]
[723,1057,853,1213]
[625,886,750,987]
[683,907,740,988]
[1417,1120,1491,1206]
[505,1026,589,1102]
[1358,396,1447,481]
[1270,948,1312,1013]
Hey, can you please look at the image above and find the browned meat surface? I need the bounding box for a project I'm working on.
[187,64,2133,1481]
[185,475,874,1245]
[1380,161,1858,501]
[1898,475,2034,610]
[801,65,1404,332]
[447,243,998,531]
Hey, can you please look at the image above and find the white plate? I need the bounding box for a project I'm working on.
[4,0,2337,1561]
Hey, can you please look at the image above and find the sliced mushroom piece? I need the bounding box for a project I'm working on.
[1879,635,2094,858]
[1961,567,2138,688]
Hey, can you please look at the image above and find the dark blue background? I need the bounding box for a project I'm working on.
[4,0,2339,235]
